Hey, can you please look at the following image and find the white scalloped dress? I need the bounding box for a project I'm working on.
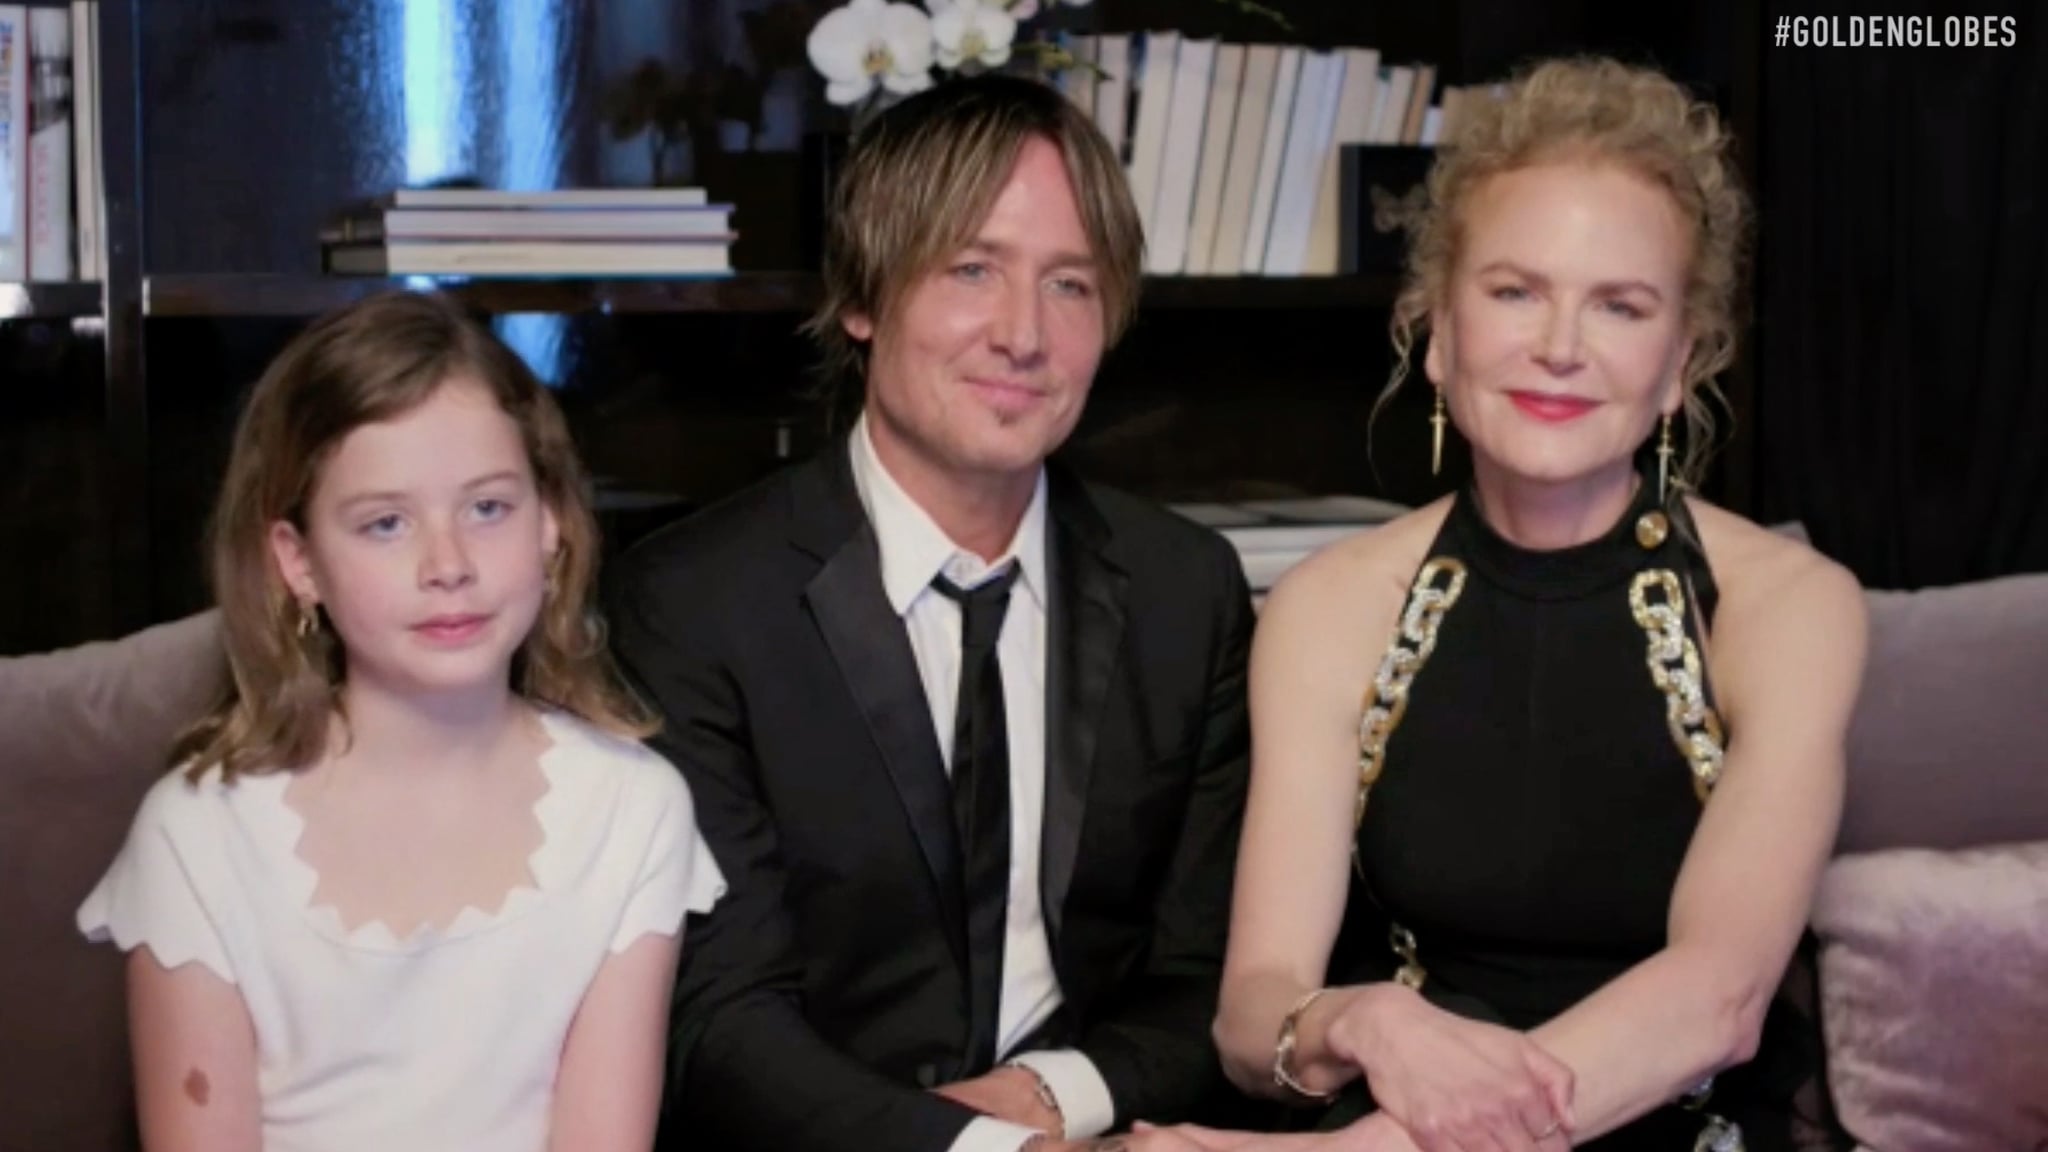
[76,710,726,1152]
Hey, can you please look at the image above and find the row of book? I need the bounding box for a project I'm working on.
[319,186,735,278]
[1057,33,1496,278]
[0,1,106,283]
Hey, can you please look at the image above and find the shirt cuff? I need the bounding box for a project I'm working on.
[948,1115,1046,1152]
[1010,1048,1117,1139]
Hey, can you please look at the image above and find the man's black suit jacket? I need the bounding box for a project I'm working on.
[608,442,1255,1152]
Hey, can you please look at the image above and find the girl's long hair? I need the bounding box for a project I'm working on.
[173,290,654,781]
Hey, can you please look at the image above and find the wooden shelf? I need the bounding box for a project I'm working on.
[0,281,103,320]
[140,272,1401,318]
[143,273,821,318]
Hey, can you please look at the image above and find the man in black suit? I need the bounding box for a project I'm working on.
[610,74,1255,1152]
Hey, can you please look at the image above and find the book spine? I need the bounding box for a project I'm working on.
[69,0,96,281]
[27,6,70,280]
[0,6,29,280]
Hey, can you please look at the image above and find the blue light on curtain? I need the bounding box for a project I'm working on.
[400,0,476,187]
[390,0,571,387]
[494,0,570,386]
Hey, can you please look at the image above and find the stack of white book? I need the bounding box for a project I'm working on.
[321,187,735,278]
[1172,494,1409,595]
[1057,33,1501,278]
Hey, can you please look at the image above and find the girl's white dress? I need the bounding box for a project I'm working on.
[77,710,726,1152]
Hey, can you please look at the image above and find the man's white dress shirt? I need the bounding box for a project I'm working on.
[849,415,1116,1150]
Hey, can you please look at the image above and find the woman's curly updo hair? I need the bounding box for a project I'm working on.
[1387,55,1752,491]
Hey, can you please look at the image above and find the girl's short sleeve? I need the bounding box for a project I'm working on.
[77,775,238,984]
[609,764,727,955]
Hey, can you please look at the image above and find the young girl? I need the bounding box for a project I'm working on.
[77,290,725,1152]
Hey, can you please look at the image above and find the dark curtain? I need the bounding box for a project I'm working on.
[1758,0,2048,589]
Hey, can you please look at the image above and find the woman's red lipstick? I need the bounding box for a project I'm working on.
[1508,391,1600,423]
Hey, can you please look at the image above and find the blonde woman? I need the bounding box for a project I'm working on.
[1180,57,1865,1152]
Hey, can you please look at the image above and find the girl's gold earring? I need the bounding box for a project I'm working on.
[1430,390,1448,477]
[296,600,318,639]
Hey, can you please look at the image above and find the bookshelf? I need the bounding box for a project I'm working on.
[0,0,1760,657]
[0,0,143,655]
[0,281,103,319]
[140,272,1402,318]
[143,273,821,319]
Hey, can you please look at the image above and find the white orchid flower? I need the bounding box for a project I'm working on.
[808,0,936,106]
[930,0,1017,70]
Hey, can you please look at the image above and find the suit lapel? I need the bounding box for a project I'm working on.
[791,450,968,966]
[1040,469,1129,950]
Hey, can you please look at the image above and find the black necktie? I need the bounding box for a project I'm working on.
[930,563,1019,1074]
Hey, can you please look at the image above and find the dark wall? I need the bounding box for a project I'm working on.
[1757,0,2048,586]
[0,321,117,654]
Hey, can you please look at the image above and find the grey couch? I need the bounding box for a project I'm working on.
[3,572,2044,1151]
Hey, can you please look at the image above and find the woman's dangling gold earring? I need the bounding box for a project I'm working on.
[1656,413,1675,502]
[295,599,318,639]
[1430,390,1448,477]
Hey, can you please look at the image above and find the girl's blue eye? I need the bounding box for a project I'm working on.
[473,498,511,521]
[361,513,404,539]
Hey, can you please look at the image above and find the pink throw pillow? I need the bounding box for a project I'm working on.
[1811,843,2048,1152]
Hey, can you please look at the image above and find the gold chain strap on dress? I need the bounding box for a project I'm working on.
[1353,557,1468,830]
[1628,569,1728,803]
[1682,1075,1747,1151]
[1351,556,1467,989]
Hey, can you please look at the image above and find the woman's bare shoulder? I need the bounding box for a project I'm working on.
[1686,497,1867,702]
[1687,497,1863,612]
